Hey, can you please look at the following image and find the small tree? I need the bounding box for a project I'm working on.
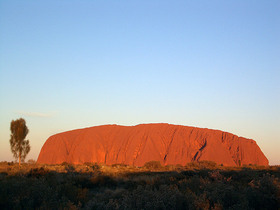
[10,118,30,166]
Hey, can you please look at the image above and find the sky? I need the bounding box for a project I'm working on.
[0,1,279,165]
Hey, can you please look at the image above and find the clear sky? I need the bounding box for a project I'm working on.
[0,1,279,165]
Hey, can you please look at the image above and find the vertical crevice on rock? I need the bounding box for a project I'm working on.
[163,128,178,164]
[192,138,207,161]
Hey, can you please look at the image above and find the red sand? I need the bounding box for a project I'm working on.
[37,124,268,166]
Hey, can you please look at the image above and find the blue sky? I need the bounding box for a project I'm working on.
[0,0,279,164]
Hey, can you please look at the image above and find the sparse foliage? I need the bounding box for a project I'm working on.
[9,118,30,166]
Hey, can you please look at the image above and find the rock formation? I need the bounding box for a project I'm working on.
[37,123,269,166]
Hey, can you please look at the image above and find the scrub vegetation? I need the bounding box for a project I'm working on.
[0,161,279,209]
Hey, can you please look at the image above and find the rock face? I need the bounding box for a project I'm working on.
[37,124,269,166]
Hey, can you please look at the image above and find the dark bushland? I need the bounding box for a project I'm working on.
[0,162,279,209]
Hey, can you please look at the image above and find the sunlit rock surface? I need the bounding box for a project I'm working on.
[37,124,268,166]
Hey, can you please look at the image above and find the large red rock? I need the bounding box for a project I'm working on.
[37,124,269,166]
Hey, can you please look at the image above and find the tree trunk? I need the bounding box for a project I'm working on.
[19,151,21,166]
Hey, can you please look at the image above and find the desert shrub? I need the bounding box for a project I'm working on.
[186,161,218,170]
[90,175,117,188]
[61,161,69,166]
[92,163,101,171]
[0,164,279,209]
[0,161,9,166]
[82,162,101,171]
[85,184,192,210]
[65,164,75,173]
[28,167,49,178]
[206,182,248,209]
[165,164,176,171]
[198,160,217,169]
[111,163,128,168]
[175,164,183,169]
[209,170,224,181]
[246,173,280,209]
[143,161,163,170]
[83,162,92,166]
[185,161,200,169]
